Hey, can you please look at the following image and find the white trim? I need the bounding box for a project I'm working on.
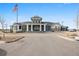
[44,24,46,31]
[31,25,33,31]
[40,25,42,31]
[27,24,29,31]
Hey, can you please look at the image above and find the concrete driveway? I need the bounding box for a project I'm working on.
[0,32,79,56]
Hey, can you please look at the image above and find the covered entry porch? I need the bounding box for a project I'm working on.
[26,24,46,32]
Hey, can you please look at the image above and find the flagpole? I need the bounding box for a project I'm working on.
[16,4,18,23]
[16,4,18,32]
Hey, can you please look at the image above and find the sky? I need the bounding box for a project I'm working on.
[0,3,79,29]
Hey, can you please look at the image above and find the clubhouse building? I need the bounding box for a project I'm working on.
[10,16,68,33]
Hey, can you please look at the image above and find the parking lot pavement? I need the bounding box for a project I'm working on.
[0,32,79,56]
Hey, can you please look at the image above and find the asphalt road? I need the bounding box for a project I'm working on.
[0,32,79,56]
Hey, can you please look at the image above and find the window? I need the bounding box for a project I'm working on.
[39,21,40,23]
[19,26,21,29]
[36,20,37,23]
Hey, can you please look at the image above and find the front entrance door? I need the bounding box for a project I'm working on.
[33,25,40,31]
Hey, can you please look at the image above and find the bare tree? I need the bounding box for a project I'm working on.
[75,10,79,31]
[5,23,7,33]
[0,16,5,38]
[75,14,79,31]
[73,12,79,36]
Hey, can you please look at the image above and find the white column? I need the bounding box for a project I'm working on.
[17,25,19,31]
[27,24,29,31]
[44,24,46,31]
[31,25,33,31]
[13,25,17,33]
[40,25,42,31]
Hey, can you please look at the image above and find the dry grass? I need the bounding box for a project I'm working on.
[0,33,24,43]
[62,31,78,39]
[63,32,77,36]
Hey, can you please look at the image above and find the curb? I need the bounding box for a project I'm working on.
[57,35,76,42]
[6,36,24,43]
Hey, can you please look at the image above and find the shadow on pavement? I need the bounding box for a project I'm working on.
[0,48,7,56]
